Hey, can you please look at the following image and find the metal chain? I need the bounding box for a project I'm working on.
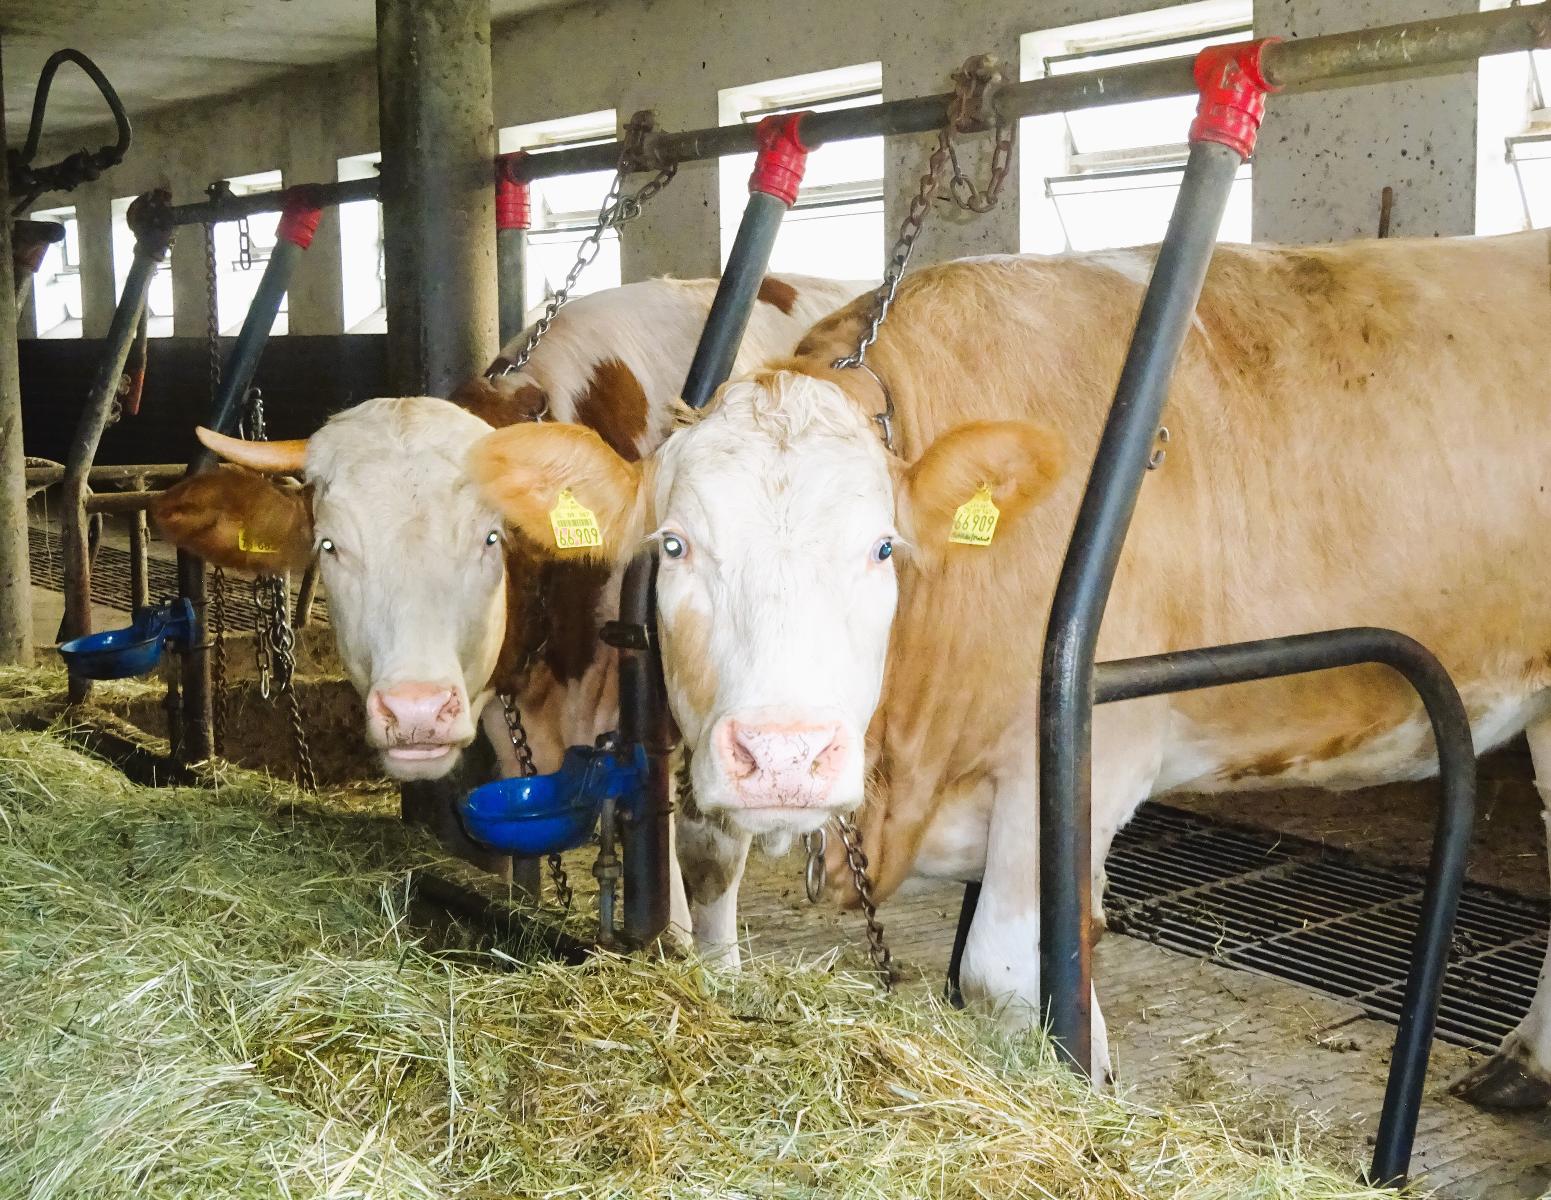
[837,814,896,988]
[252,574,318,791]
[204,216,230,756]
[500,692,572,909]
[495,125,677,376]
[236,213,254,270]
[835,57,1017,451]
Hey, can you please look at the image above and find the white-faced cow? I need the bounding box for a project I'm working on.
[471,231,1551,1105]
[151,273,866,934]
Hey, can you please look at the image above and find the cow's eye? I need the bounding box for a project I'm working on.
[485,530,501,547]
[319,537,336,554]
[873,538,894,563]
[661,532,687,560]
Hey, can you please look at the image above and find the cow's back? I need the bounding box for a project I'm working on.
[807,233,1551,848]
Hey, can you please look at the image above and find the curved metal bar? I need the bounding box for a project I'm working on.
[10,49,133,213]
[20,49,132,168]
[1094,629,1475,1187]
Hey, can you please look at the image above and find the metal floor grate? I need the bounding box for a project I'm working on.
[1107,803,1549,1050]
[27,526,327,629]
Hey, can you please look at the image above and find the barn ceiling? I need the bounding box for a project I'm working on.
[0,0,569,139]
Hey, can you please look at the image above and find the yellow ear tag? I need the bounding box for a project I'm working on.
[549,489,603,551]
[949,485,1000,547]
[236,527,278,555]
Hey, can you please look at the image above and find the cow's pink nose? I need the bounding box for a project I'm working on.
[715,718,847,807]
[369,683,462,753]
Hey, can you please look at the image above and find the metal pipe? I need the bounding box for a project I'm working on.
[167,176,379,228]
[176,550,211,761]
[496,225,527,346]
[1037,139,1244,1076]
[616,548,672,948]
[84,489,163,515]
[0,39,32,667]
[1093,629,1475,1187]
[129,512,150,610]
[187,236,310,473]
[138,5,1551,225]
[681,191,788,409]
[376,0,499,399]
[59,199,171,698]
[294,558,321,628]
[26,462,186,489]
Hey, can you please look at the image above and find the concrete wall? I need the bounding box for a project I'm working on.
[24,0,1489,338]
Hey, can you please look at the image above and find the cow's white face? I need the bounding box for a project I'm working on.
[650,376,897,834]
[153,397,510,781]
[305,400,508,779]
[471,370,1066,840]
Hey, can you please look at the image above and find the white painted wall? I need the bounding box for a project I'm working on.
[24,0,1490,338]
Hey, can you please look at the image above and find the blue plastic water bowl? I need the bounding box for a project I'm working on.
[58,599,196,680]
[460,742,648,857]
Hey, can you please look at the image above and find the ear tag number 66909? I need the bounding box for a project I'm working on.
[549,489,603,551]
[949,484,1000,547]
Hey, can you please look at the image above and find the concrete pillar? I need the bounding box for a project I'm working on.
[286,79,347,335]
[880,17,1021,268]
[0,38,34,663]
[170,217,210,338]
[76,187,116,339]
[1253,0,1481,243]
[376,0,499,395]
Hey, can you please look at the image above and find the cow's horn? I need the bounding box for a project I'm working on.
[196,426,308,474]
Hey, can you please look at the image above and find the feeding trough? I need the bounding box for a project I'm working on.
[58,598,195,680]
[460,741,647,858]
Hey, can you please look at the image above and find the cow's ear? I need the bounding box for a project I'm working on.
[151,466,315,573]
[899,420,1065,558]
[470,422,644,564]
[448,374,550,429]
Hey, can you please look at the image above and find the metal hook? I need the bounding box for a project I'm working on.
[1147,425,1170,470]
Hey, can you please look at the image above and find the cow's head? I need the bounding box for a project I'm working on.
[152,397,511,780]
[471,370,1063,838]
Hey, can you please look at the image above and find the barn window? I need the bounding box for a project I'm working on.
[1476,5,1551,234]
[500,110,623,322]
[717,63,884,281]
[208,170,287,336]
[1020,0,1253,254]
[27,206,83,339]
[110,195,175,338]
[338,152,386,333]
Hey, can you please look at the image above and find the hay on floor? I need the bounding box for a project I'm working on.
[0,699,1404,1198]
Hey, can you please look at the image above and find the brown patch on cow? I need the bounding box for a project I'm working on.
[756,276,798,315]
[151,466,314,573]
[663,606,718,721]
[572,358,648,462]
[490,542,611,695]
[1222,750,1295,784]
[449,376,550,429]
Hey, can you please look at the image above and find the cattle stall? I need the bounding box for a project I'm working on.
[7,0,1551,1195]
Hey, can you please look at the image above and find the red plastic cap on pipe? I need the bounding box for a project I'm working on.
[749,112,811,206]
[495,154,532,231]
[1188,38,1281,159]
[276,186,326,250]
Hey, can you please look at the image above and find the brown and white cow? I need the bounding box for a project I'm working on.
[151,272,866,937]
[472,231,1551,1105]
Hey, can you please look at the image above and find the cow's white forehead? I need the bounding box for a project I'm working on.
[302,395,490,489]
[654,373,891,520]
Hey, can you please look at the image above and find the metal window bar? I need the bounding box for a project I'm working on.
[1505,131,1551,228]
[1042,21,1254,71]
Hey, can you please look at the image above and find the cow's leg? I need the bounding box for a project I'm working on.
[665,809,693,951]
[959,702,1164,1086]
[1452,715,1551,1109]
[677,803,752,968]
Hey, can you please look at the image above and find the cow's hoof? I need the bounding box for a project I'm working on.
[1451,1044,1551,1110]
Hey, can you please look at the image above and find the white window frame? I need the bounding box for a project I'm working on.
[1477,2,1551,235]
[28,205,83,339]
[501,110,622,321]
[337,152,386,333]
[211,170,286,336]
[717,62,885,279]
[1021,0,1253,254]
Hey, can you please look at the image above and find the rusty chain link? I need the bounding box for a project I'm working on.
[493,114,677,378]
[252,573,318,791]
[835,56,1016,451]
[204,211,230,756]
[837,814,896,989]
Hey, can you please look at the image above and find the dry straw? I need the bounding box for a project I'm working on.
[0,669,1404,1199]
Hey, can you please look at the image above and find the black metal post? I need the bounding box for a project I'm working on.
[681,191,788,408]
[1093,629,1474,1187]
[59,194,172,700]
[495,154,529,346]
[617,548,672,947]
[1037,138,1244,1075]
